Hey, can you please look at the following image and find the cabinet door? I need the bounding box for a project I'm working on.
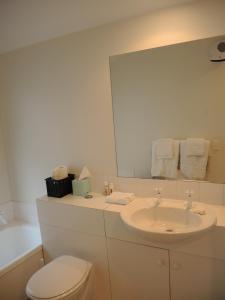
[171,251,225,300]
[107,238,170,300]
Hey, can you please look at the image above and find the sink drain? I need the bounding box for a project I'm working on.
[165,228,174,232]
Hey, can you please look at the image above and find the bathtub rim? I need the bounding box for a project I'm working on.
[0,221,43,278]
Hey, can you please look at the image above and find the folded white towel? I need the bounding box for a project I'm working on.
[154,138,174,159]
[105,192,135,205]
[151,139,179,179]
[180,140,210,180]
[186,138,206,156]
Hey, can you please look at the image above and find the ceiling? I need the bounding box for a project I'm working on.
[0,0,194,54]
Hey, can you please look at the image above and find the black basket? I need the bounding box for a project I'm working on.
[45,174,75,198]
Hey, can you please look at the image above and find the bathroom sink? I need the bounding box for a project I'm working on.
[120,198,217,242]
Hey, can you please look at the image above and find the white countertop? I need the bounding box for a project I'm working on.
[39,193,109,210]
[38,193,225,227]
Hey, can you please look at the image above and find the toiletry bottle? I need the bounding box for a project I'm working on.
[109,182,114,194]
[104,181,110,196]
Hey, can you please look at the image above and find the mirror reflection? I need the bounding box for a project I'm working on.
[110,35,225,183]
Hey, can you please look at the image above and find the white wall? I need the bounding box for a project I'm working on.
[0,123,12,221]
[0,127,11,203]
[0,0,225,222]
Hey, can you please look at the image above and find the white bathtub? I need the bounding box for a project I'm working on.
[0,222,43,300]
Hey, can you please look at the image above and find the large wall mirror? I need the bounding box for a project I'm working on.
[110,35,225,183]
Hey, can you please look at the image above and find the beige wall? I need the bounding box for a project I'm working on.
[0,0,225,206]
[0,126,11,203]
[111,36,225,182]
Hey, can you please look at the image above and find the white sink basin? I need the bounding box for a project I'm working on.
[120,198,217,242]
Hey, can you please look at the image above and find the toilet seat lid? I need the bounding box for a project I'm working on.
[26,255,91,299]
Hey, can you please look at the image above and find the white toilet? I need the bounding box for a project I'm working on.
[26,255,93,300]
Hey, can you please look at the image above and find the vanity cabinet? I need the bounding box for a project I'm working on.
[37,196,225,300]
[107,239,225,300]
[107,238,170,300]
[170,252,225,300]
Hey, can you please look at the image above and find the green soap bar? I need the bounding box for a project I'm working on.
[72,178,91,197]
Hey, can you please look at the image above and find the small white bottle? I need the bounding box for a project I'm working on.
[104,181,110,196]
[109,182,114,194]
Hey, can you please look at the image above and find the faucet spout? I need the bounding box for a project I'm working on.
[153,198,161,208]
[153,187,163,210]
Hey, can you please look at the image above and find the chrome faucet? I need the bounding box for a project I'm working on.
[184,189,194,210]
[154,187,162,207]
[153,187,162,222]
